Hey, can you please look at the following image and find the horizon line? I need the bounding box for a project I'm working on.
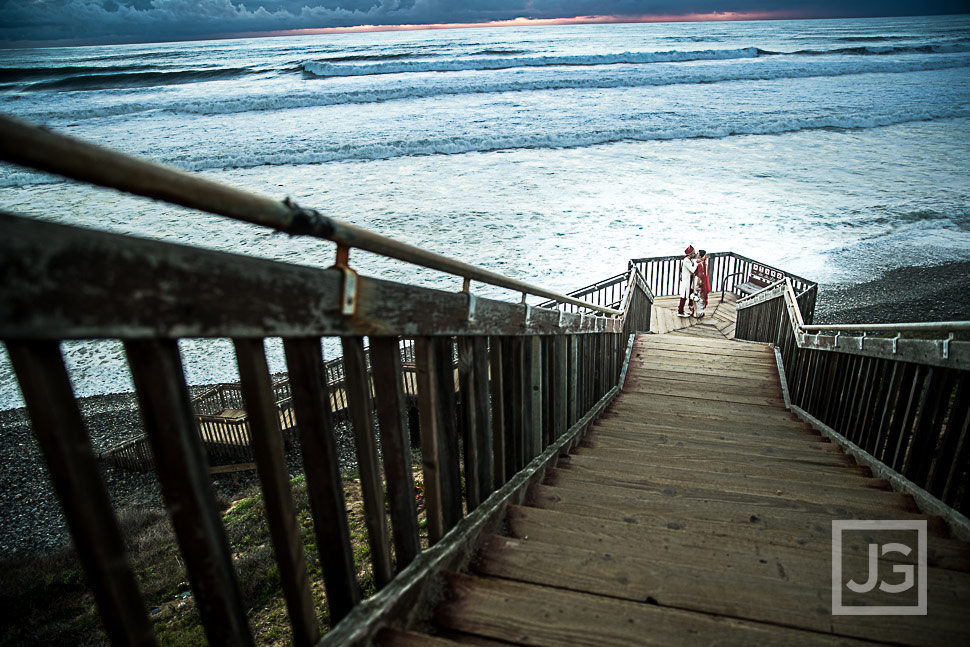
[2,10,964,49]
[264,11,814,38]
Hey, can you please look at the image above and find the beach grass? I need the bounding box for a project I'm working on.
[0,470,425,647]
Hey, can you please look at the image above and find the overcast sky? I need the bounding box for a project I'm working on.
[0,1,967,47]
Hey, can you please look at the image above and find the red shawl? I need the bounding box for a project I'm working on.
[696,259,711,296]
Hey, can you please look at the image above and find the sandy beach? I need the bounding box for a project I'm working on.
[1,261,968,557]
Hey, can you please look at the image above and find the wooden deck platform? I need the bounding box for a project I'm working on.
[379,330,970,646]
[650,291,737,339]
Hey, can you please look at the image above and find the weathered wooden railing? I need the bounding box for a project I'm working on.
[0,115,653,647]
[629,252,817,321]
[736,278,970,525]
[538,272,628,312]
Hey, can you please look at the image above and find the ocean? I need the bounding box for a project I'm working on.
[1,14,969,409]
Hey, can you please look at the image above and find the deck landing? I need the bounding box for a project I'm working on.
[379,333,970,646]
[650,291,737,339]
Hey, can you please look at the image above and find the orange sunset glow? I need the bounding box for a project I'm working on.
[267,11,812,38]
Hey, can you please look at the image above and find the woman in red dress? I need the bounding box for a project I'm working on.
[694,250,711,316]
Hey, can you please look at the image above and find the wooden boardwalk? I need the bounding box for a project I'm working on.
[379,328,970,646]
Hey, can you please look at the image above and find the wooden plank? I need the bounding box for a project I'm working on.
[621,380,785,407]
[370,336,421,570]
[415,336,463,544]
[630,360,779,380]
[541,468,917,516]
[530,337,543,458]
[553,335,566,440]
[567,446,866,479]
[590,414,822,440]
[634,336,769,354]
[933,374,970,501]
[553,460,896,507]
[6,340,157,647]
[471,337,494,503]
[584,432,839,459]
[124,339,252,646]
[525,483,960,555]
[904,367,956,486]
[282,337,361,622]
[488,337,506,491]
[566,445,855,488]
[632,351,779,370]
[503,506,967,593]
[234,338,318,647]
[471,534,970,645]
[622,371,783,394]
[435,573,884,647]
[500,337,520,477]
[342,336,394,588]
[576,438,852,466]
[458,336,482,510]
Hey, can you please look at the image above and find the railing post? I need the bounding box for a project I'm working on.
[458,336,493,510]
[234,338,319,647]
[415,336,462,544]
[341,336,393,588]
[568,335,579,426]
[7,340,157,647]
[125,339,253,647]
[282,337,361,623]
[529,336,543,459]
[369,336,421,570]
[489,337,506,490]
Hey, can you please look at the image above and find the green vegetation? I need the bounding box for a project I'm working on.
[0,469,426,647]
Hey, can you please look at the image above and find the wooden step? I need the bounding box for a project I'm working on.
[471,534,970,646]
[435,573,888,647]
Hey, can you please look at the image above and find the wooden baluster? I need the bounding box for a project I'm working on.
[926,371,970,503]
[857,359,888,452]
[501,337,521,475]
[489,337,506,490]
[568,335,579,426]
[938,374,970,504]
[124,339,252,646]
[903,368,956,486]
[415,336,462,545]
[234,338,318,647]
[7,340,157,647]
[554,335,567,438]
[282,337,360,622]
[542,336,555,447]
[369,336,421,570]
[457,336,481,510]
[341,336,393,588]
[471,337,494,502]
[527,336,542,460]
[888,364,927,471]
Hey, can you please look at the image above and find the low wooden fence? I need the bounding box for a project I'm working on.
[736,279,970,515]
[101,338,421,471]
[0,115,653,647]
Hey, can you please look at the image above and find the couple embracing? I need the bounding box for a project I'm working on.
[677,245,711,318]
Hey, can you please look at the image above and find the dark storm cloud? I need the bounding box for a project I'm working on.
[0,0,966,46]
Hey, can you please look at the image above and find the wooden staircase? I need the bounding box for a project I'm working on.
[377,333,970,646]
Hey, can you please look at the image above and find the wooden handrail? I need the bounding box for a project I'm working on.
[0,114,620,316]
